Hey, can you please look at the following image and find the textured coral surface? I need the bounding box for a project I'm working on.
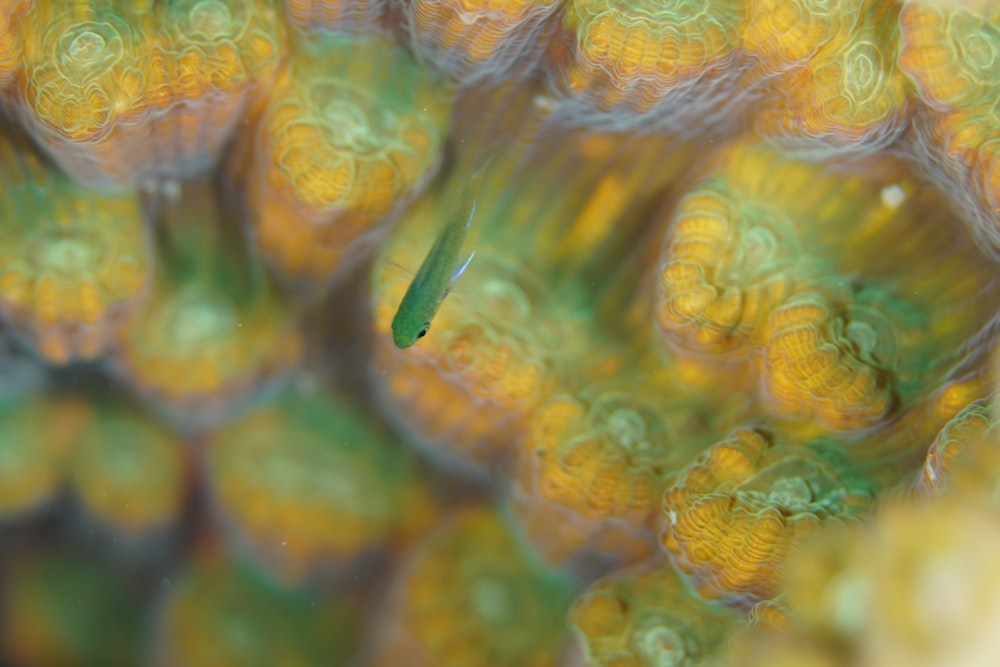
[0,1,998,666]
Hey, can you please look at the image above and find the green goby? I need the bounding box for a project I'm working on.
[390,162,490,349]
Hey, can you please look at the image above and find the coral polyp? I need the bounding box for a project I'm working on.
[366,506,576,667]
[566,559,743,667]
[236,32,452,284]
[13,0,285,188]
[206,386,435,585]
[660,427,873,606]
[552,0,747,131]
[0,127,150,363]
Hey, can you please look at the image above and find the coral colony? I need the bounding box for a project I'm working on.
[0,0,998,665]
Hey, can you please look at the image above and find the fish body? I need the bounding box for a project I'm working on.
[391,174,482,349]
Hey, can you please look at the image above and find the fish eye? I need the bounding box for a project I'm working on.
[416,325,429,340]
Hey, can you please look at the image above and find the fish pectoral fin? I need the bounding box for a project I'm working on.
[464,199,477,230]
[386,259,415,278]
[451,251,476,283]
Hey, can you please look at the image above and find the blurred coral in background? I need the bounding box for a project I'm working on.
[0,0,998,665]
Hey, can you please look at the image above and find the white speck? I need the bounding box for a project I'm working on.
[533,95,556,111]
[163,179,182,201]
[881,184,906,208]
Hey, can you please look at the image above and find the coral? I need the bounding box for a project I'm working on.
[842,369,994,489]
[656,141,1000,433]
[141,0,287,179]
[283,0,387,33]
[0,3,998,665]
[13,0,285,188]
[67,398,187,538]
[898,0,1000,257]
[760,293,896,432]
[1,550,141,667]
[552,0,747,131]
[897,0,998,114]
[0,394,87,519]
[237,32,451,284]
[656,178,799,359]
[0,128,149,363]
[741,0,865,78]
[660,427,873,606]
[511,368,715,570]
[112,184,301,426]
[752,0,910,157]
[566,560,743,667]
[911,397,1000,499]
[908,102,1000,257]
[206,387,435,585]
[13,0,154,187]
[16,1,151,137]
[152,551,360,666]
[728,494,1000,667]
[0,0,29,85]
[400,0,561,86]
[366,505,576,667]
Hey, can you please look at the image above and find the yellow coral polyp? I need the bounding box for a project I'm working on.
[20,4,148,141]
[117,287,301,407]
[567,561,743,667]
[557,0,745,125]
[0,396,86,519]
[368,507,574,667]
[158,0,284,96]
[373,262,555,474]
[742,0,865,74]
[657,182,798,357]
[68,403,186,536]
[373,326,549,470]
[513,388,703,568]
[761,294,896,432]
[661,428,871,606]
[260,37,448,218]
[14,0,285,187]
[753,2,910,154]
[898,1,1000,112]
[241,34,451,283]
[570,0,740,85]
[0,139,150,364]
[0,0,29,85]
[206,389,435,585]
[404,0,560,84]
[911,398,998,499]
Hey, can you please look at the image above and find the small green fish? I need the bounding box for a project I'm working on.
[391,166,486,349]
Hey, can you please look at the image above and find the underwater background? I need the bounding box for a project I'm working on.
[0,0,998,665]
